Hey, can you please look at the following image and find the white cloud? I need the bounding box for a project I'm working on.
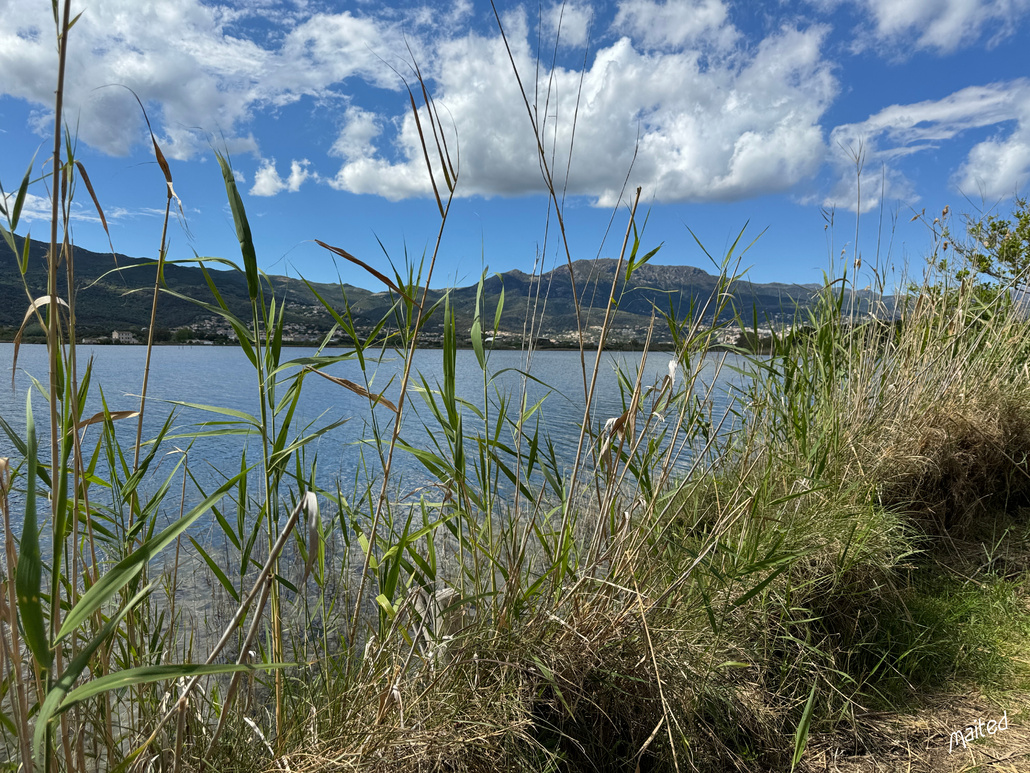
[251,160,284,197]
[285,160,312,191]
[250,158,312,196]
[825,80,1030,210]
[0,0,403,160]
[542,2,593,48]
[850,0,1030,53]
[444,0,474,27]
[2,192,96,225]
[0,1,265,159]
[1,190,163,225]
[272,11,407,97]
[954,129,1030,201]
[612,0,736,50]
[329,19,836,206]
[0,1,837,207]
[330,106,383,161]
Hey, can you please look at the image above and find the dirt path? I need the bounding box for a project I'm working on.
[809,691,1030,772]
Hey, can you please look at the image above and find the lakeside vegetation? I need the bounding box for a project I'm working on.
[1,4,1029,772]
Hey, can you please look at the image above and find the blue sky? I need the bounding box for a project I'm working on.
[1,0,1028,290]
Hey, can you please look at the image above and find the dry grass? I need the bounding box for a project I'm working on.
[874,391,1030,537]
[808,689,1030,773]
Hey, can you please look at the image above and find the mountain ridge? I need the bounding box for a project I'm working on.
[0,235,838,343]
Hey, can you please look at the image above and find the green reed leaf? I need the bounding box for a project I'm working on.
[61,663,291,713]
[162,400,258,425]
[189,537,240,603]
[471,273,486,369]
[56,470,244,641]
[6,156,35,239]
[216,152,259,302]
[494,284,505,333]
[16,392,50,671]
[34,584,152,764]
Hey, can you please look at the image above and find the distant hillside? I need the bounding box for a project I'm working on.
[460,258,824,338]
[0,235,842,344]
[0,236,373,341]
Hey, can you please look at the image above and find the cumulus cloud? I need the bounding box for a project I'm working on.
[2,1,260,159]
[953,94,1030,201]
[272,11,406,96]
[250,158,313,196]
[0,0,841,207]
[330,107,383,161]
[0,0,404,160]
[825,79,1030,210]
[329,15,836,206]
[955,134,1030,200]
[848,0,1030,53]
[542,2,593,48]
[612,0,736,50]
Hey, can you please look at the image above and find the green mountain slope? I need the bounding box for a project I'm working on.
[0,235,833,343]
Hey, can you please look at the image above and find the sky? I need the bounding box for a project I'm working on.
[1,0,1029,291]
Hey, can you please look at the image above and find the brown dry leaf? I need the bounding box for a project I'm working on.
[74,161,122,273]
[128,90,172,185]
[76,410,139,431]
[13,295,70,384]
[376,686,391,724]
[314,240,416,305]
[74,162,110,236]
[304,366,398,413]
[612,410,630,440]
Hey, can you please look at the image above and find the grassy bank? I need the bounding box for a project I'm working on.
[2,4,1030,772]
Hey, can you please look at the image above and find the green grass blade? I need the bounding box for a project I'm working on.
[731,565,787,608]
[493,284,505,333]
[188,537,240,603]
[16,391,50,671]
[8,158,35,235]
[0,154,36,261]
[162,400,258,425]
[471,273,486,369]
[33,584,152,764]
[269,418,348,469]
[791,680,818,771]
[216,151,259,302]
[60,662,292,713]
[210,503,242,551]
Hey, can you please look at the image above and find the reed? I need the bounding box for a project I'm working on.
[0,3,1028,772]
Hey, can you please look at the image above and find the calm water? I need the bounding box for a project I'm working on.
[0,344,750,523]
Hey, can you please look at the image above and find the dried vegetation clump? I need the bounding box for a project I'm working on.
[281,597,801,773]
[874,389,1030,536]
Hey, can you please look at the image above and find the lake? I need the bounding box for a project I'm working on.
[0,344,751,525]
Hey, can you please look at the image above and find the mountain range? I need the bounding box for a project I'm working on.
[0,235,837,345]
